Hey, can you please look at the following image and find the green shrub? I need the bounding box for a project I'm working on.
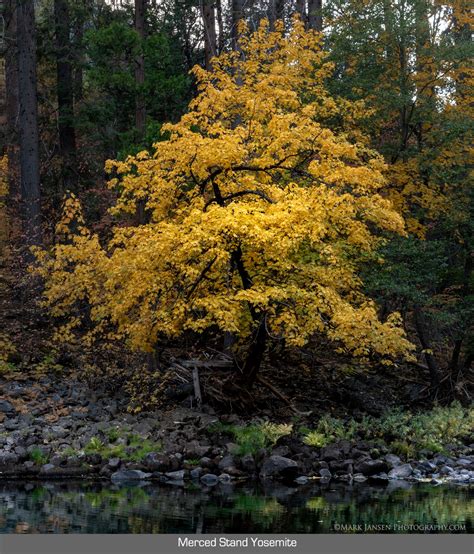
[29,447,49,466]
[302,403,473,456]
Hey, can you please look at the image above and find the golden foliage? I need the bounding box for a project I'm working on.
[34,19,414,362]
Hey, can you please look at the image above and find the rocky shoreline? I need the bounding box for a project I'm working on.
[1,378,473,488]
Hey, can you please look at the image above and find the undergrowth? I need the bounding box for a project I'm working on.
[302,403,473,456]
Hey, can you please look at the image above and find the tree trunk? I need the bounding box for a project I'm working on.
[268,0,285,29]
[231,245,267,388]
[295,0,306,22]
[73,4,85,103]
[4,0,20,219]
[54,0,77,191]
[231,0,244,51]
[134,0,146,138]
[307,0,322,31]
[17,0,42,254]
[201,0,217,70]
[215,0,224,54]
[413,306,440,392]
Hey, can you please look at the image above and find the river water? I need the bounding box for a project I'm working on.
[0,480,472,534]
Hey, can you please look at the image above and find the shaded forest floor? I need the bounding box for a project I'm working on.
[0,257,455,423]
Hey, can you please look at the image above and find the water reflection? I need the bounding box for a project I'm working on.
[0,480,472,534]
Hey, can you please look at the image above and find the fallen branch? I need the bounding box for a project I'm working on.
[256,375,312,416]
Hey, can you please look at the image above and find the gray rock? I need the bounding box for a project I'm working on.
[200,473,219,486]
[433,454,454,466]
[384,454,402,467]
[388,463,413,479]
[320,446,341,462]
[319,468,332,479]
[0,400,16,415]
[240,453,256,473]
[353,473,367,482]
[111,469,151,481]
[440,465,454,475]
[144,452,168,472]
[272,446,290,458]
[4,419,20,431]
[185,441,210,458]
[0,451,19,465]
[218,455,235,472]
[165,470,185,481]
[219,473,232,483]
[107,458,121,470]
[355,459,388,476]
[14,446,27,460]
[295,476,309,485]
[50,455,65,467]
[259,456,299,480]
[50,426,68,439]
[369,472,389,482]
[456,458,473,468]
[40,463,56,474]
[190,467,203,480]
[418,460,437,473]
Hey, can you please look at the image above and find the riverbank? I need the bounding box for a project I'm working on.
[1,375,473,487]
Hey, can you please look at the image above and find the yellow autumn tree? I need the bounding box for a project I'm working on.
[34,19,414,387]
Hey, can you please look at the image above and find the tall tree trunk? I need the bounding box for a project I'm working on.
[134,0,146,139]
[54,0,77,191]
[414,306,440,392]
[295,0,306,22]
[73,6,85,103]
[215,0,224,54]
[414,0,435,146]
[382,0,395,61]
[268,0,285,29]
[307,0,322,31]
[231,0,243,51]
[201,0,217,70]
[4,0,20,221]
[17,0,42,255]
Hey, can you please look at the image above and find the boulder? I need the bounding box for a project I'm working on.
[200,473,219,486]
[319,468,332,479]
[111,469,151,481]
[165,470,185,481]
[384,454,402,467]
[240,453,256,473]
[0,400,16,415]
[107,458,121,470]
[456,458,473,468]
[388,463,413,479]
[355,459,388,476]
[144,453,169,472]
[190,467,203,480]
[40,463,56,474]
[368,472,389,482]
[440,465,454,475]
[218,455,235,472]
[418,460,437,473]
[259,456,299,480]
[320,446,342,462]
[0,452,19,466]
